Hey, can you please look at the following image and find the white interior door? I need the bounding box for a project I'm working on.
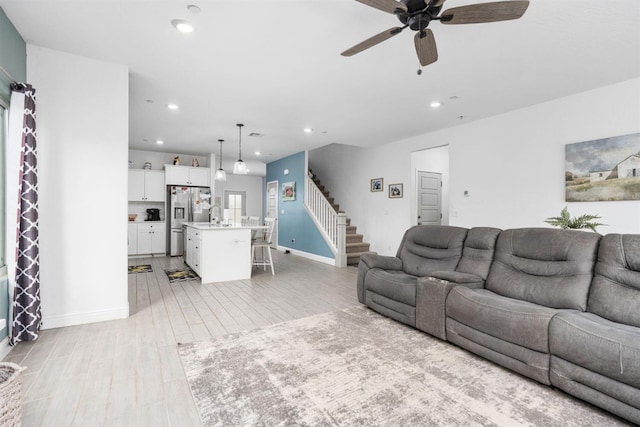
[417,171,442,225]
[266,180,278,248]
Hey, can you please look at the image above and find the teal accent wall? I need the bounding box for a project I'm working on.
[0,7,26,340]
[0,7,26,102]
[266,151,334,259]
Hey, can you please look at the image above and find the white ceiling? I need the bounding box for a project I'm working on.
[2,0,639,163]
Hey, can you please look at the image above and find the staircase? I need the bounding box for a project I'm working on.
[310,174,372,265]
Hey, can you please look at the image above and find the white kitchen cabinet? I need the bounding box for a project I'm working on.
[128,223,138,255]
[186,227,201,274]
[136,223,166,255]
[184,224,252,282]
[165,165,210,187]
[128,170,165,202]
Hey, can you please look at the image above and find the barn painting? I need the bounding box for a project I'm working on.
[565,133,640,202]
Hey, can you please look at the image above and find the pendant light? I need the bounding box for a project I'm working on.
[214,139,226,181]
[233,123,247,175]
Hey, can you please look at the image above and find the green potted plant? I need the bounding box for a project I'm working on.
[545,207,606,232]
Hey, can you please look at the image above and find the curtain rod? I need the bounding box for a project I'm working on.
[0,64,18,84]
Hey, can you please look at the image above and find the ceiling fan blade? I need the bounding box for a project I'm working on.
[440,1,529,25]
[341,27,404,57]
[355,0,408,15]
[414,30,438,66]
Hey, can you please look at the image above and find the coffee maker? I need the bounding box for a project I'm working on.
[146,208,161,221]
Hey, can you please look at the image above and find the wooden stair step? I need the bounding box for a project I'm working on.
[346,233,363,243]
[346,251,373,265]
[346,242,370,253]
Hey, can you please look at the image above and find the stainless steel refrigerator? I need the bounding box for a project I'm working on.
[167,186,211,256]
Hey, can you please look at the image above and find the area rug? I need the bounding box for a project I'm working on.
[127,264,152,274]
[178,306,630,427]
[165,267,198,282]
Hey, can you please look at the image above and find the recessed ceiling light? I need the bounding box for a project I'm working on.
[146,99,154,103]
[187,4,201,13]
[167,103,179,110]
[430,101,441,108]
[255,151,261,156]
[171,19,194,33]
[304,128,313,133]
[156,140,164,145]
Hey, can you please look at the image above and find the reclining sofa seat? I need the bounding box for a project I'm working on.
[357,225,467,327]
[415,227,502,340]
[549,233,640,424]
[445,228,601,385]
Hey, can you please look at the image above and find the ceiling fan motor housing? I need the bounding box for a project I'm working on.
[398,0,443,31]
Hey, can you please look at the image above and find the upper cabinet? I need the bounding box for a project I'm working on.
[128,170,165,202]
[165,165,210,187]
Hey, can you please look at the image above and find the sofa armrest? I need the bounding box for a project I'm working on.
[428,270,485,287]
[360,253,403,271]
[356,253,403,304]
[416,276,484,340]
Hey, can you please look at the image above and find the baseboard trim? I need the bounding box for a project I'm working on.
[42,305,130,330]
[0,336,11,360]
[277,246,335,266]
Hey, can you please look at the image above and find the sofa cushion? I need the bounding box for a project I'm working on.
[366,268,417,307]
[397,225,467,277]
[446,287,559,353]
[549,311,640,389]
[486,228,600,311]
[589,234,640,328]
[456,227,502,280]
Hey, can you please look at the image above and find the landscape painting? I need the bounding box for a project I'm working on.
[565,133,640,202]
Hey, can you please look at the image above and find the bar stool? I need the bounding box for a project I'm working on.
[252,217,276,275]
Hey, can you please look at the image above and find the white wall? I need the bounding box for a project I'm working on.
[27,45,129,328]
[312,78,640,256]
[214,174,265,220]
[129,149,210,170]
[411,145,450,226]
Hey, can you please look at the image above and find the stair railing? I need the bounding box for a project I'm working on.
[304,173,347,267]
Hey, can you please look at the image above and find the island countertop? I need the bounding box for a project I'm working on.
[183,222,265,283]
[182,222,262,231]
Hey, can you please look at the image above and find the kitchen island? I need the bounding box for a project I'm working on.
[183,222,259,283]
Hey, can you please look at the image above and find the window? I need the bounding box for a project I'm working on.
[0,105,6,267]
[224,191,246,225]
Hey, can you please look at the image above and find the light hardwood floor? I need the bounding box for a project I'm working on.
[2,251,360,426]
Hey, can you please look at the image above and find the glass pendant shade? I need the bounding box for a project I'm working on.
[233,160,246,175]
[234,123,248,175]
[215,168,226,181]
[215,139,226,181]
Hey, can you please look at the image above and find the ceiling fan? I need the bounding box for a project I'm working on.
[342,0,530,69]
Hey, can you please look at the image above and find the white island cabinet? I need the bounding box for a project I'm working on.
[183,223,254,283]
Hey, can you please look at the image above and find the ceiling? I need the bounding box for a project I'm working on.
[2,0,639,164]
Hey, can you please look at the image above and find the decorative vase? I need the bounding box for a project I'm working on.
[173,156,180,165]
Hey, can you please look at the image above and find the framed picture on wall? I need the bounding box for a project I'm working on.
[282,181,296,201]
[389,183,403,198]
[370,178,383,192]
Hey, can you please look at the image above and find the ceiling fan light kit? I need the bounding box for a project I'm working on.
[343,0,529,70]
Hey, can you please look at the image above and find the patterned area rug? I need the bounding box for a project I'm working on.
[128,264,152,274]
[165,267,198,282]
[178,306,629,427]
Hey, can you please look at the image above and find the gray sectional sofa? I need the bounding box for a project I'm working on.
[357,225,640,424]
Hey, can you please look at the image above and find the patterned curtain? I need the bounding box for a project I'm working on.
[8,83,40,346]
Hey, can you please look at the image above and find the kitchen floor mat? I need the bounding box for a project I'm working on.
[165,267,198,283]
[128,264,153,274]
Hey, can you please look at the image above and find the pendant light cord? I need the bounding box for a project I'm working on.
[237,123,244,160]
[218,139,224,169]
